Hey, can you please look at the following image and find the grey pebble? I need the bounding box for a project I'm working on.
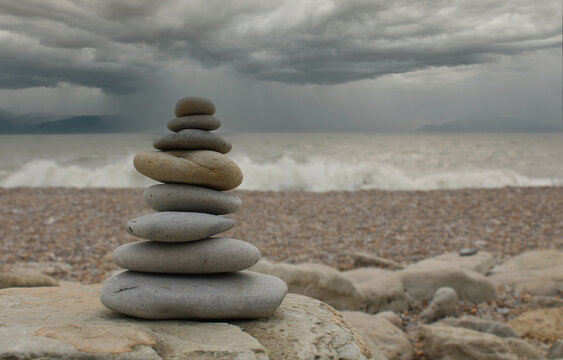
[112,238,261,273]
[459,248,478,256]
[100,270,288,320]
[127,212,234,242]
[144,184,242,214]
[153,129,232,153]
[167,115,221,132]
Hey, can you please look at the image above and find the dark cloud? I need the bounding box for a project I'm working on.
[0,0,561,93]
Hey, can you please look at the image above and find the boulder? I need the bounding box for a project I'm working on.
[399,268,496,305]
[503,338,544,359]
[405,251,495,275]
[0,284,383,360]
[343,311,413,360]
[439,316,519,338]
[343,268,409,313]
[419,324,517,360]
[489,250,563,296]
[420,287,458,322]
[508,308,563,341]
[250,260,366,311]
[0,271,58,289]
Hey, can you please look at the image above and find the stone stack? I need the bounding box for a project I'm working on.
[100,97,287,320]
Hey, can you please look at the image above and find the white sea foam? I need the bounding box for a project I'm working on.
[1,155,559,191]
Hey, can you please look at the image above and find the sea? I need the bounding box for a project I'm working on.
[0,133,561,191]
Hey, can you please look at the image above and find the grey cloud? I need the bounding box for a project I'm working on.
[0,0,560,93]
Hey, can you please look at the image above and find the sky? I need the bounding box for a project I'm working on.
[0,0,561,132]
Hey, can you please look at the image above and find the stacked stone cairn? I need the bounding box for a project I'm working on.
[100,97,287,320]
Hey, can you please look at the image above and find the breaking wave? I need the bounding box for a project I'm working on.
[1,155,560,191]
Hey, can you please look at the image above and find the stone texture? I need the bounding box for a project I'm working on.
[343,268,409,313]
[100,270,288,320]
[167,115,221,132]
[343,311,414,360]
[419,324,518,360]
[126,212,234,242]
[174,96,215,117]
[134,150,243,190]
[144,183,242,214]
[508,308,563,341]
[399,268,496,305]
[405,251,495,275]
[349,252,404,270]
[153,129,232,153]
[0,284,384,359]
[250,260,366,311]
[548,340,563,359]
[503,338,544,359]
[0,271,58,289]
[489,250,563,296]
[439,316,519,338]
[112,239,261,273]
[420,287,458,322]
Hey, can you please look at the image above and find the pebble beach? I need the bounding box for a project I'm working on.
[1,186,560,284]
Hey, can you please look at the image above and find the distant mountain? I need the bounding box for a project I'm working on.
[0,109,130,133]
[416,117,562,133]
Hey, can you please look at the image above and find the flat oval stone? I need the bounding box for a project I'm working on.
[100,270,288,320]
[127,212,234,242]
[167,115,221,132]
[144,184,242,214]
[153,129,232,154]
[459,248,478,256]
[112,238,260,273]
[175,97,216,117]
[133,150,243,191]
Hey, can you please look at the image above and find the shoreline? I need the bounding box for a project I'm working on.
[1,186,561,284]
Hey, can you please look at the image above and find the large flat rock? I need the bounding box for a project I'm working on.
[0,284,382,360]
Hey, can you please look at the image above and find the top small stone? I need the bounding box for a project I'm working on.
[175,97,216,117]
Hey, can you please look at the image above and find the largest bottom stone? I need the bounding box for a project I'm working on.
[100,270,288,320]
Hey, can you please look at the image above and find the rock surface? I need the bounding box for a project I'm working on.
[126,212,234,242]
[489,250,563,296]
[508,307,563,341]
[419,324,518,360]
[153,129,232,153]
[174,96,216,117]
[112,239,261,273]
[250,260,366,311]
[503,338,544,359]
[134,150,243,190]
[100,270,287,320]
[343,311,414,360]
[144,183,242,214]
[420,287,458,322]
[439,316,519,338]
[0,284,383,360]
[548,340,563,359]
[349,252,404,270]
[405,251,495,275]
[0,271,59,289]
[167,115,221,132]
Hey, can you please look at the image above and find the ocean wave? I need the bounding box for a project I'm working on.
[0,155,560,190]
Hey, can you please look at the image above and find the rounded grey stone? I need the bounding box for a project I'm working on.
[167,115,221,132]
[144,184,242,214]
[459,248,478,256]
[126,212,234,242]
[153,129,232,153]
[100,270,288,320]
[175,97,216,117]
[112,239,261,273]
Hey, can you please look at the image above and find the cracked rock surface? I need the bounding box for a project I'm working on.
[0,284,383,360]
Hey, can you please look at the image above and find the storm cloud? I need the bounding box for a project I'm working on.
[1,0,560,93]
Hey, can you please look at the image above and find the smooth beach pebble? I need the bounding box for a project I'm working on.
[153,129,232,154]
[112,238,261,273]
[144,184,242,214]
[175,97,216,117]
[459,248,478,256]
[133,150,243,191]
[167,115,221,132]
[100,270,288,320]
[126,212,234,242]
